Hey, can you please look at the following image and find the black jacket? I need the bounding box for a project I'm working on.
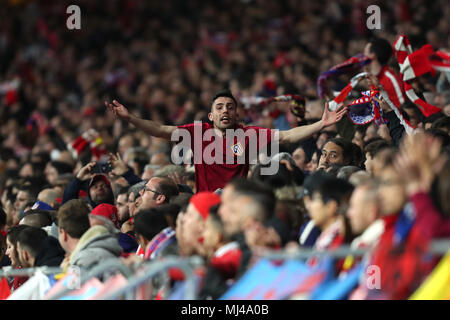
[34,236,65,267]
[385,110,406,147]
[198,233,253,300]
[62,176,115,208]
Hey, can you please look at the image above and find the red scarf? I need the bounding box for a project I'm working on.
[393,35,447,117]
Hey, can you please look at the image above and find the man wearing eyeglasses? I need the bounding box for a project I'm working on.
[138,177,179,211]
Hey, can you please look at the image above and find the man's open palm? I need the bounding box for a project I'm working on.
[322,102,348,127]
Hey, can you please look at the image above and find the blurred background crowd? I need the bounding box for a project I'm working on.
[0,0,449,300]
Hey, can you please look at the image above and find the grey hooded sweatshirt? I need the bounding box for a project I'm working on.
[70,225,123,270]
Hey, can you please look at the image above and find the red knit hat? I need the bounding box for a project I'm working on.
[90,203,120,229]
[189,192,221,220]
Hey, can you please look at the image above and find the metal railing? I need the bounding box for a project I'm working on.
[258,239,450,261]
[0,266,63,278]
[1,240,448,300]
[45,258,134,300]
[100,256,201,300]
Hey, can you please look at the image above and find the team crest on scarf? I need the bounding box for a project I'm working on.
[231,142,244,156]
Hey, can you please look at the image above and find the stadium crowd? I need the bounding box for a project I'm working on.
[0,0,449,300]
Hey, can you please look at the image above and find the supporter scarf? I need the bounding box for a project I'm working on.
[67,128,107,161]
[26,111,51,135]
[317,54,371,99]
[393,202,416,247]
[393,35,449,117]
[144,227,176,260]
[241,94,306,118]
[346,89,385,126]
[314,220,343,251]
[327,71,387,126]
[328,72,368,111]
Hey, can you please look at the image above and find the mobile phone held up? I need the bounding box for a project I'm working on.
[91,162,112,174]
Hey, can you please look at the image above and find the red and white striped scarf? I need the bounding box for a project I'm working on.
[393,35,449,117]
[328,72,368,111]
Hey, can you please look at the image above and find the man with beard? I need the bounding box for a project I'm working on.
[62,162,115,209]
[106,90,347,192]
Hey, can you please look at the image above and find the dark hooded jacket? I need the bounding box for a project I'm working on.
[62,174,115,209]
[34,236,65,267]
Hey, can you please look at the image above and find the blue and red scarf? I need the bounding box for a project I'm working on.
[144,227,176,260]
[347,89,385,126]
[317,54,371,99]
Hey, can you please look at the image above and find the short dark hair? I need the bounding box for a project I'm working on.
[133,208,169,241]
[169,193,193,213]
[17,227,48,259]
[16,183,40,202]
[365,140,391,158]
[368,37,393,65]
[363,137,384,149]
[303,170,332,197]
[314,176,354,207]
[155,178,180,203]
[57,199,91,239]
[20,209,53,228]
[228,178,276,222]
[158,203,181,229]
[211,90,238,108]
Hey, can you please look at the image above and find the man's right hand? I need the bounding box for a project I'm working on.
[105,100,131,122]
[76,162,96,181]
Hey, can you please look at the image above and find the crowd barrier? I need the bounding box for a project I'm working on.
[45,258,134,300]
[259,239,450,261]
[1,239,449,300]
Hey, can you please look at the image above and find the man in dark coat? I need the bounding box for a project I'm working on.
[62,162,115,209]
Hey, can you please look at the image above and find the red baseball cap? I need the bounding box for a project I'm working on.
[90,203,120,229]
[189,192,221,220]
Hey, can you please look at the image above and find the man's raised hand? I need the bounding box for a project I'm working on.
[108,152,129,177]
[105,100,131,122]
[321,101,348,128]
[76,162,96,181]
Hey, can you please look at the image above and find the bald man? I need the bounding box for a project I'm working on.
[19,211,53,229]
[37,188,61,210]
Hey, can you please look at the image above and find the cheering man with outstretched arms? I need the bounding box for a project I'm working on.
[106,90,347,192]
